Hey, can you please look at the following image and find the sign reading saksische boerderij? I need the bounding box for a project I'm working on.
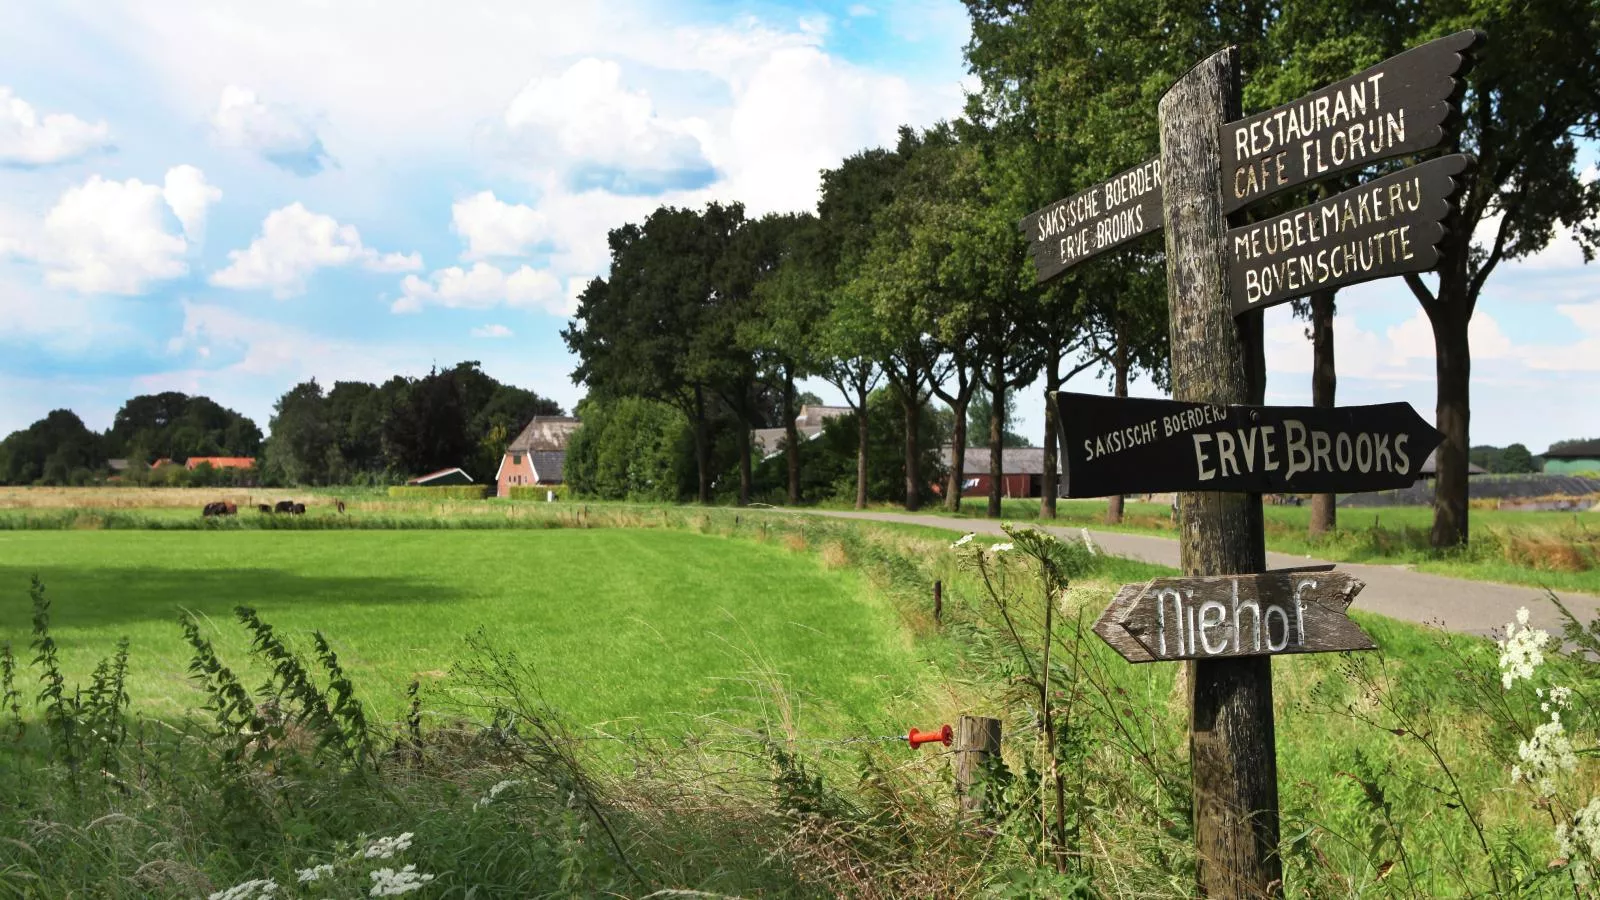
[1228,154,1469,315]
[1019,158,1162,284]
[1220,29,1483,213]
[1055,391,1443,498]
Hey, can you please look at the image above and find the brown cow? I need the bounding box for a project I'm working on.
[292,502,306,515]
[274,500,297,514]
[202,502,237,517]
[336,499,346,514]
[257,504,273,514]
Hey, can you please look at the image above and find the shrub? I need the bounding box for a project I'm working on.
[508,484,567,501]
[385,485,488,500]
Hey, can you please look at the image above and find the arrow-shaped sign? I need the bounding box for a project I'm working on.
[1100,571,1375,663]
[1220,29,1484,213]
[1229,154,1470,316]
[1055,391,1443,498]
[1019,158,1163,284]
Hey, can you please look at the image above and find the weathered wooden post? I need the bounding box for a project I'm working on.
[933,579,943,627]
[1160,47,1280,895]
[954,714,1002,815]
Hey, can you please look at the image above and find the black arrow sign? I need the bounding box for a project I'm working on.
[1103,571,1376,663]
[1229,154,1470,316]
[1018,158,1163,284]
[1055,391,1443,497]
[1220,29,1483,212]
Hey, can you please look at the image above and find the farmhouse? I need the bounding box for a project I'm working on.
[1416,448,1487,478]
[939,447,1064,498]
[184,456,256,471]
[752,405,851,459]
[407,467,474,486]
[1542,439,1600,475]
[496,416,581,497]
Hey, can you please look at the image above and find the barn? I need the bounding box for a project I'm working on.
[939,447,1063,498]
[1542,440,1600,475]
[497,416,581,497]
[407,467,475,486]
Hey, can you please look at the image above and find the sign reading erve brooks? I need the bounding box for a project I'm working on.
[1055,391,1444,498]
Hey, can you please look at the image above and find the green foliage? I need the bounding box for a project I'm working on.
[0,409,103,486]
[384,484,489,500]
[1471,443,1543,474]
[756,388,946,504]
[564,395,694,502]
[507,484,568,501]
[967,383,1029,449]
[104,391,262,464]
[1,641,20,740]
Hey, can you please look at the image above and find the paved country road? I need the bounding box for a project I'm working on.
[789,509,1600,639]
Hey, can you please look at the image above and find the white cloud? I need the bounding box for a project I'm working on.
[502,58,714,193]
[452,191,549,260]
[1524,302,1600,372]
[211,202,422,297]
[393,262,564,315]
[471,323,513,338]
[0,87,111,166]
[161,164,222,242]
[847,5,876,17]
[210,85,331,175]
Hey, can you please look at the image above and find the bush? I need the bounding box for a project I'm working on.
[386,485,489,500]
[508,484,567,501]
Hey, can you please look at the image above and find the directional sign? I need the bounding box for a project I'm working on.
[1054,391,1443,498]
[1229,154,1470,315]
[1019,158,1163,283]
[1220,29,1483,212]
[1098,571,1375,663]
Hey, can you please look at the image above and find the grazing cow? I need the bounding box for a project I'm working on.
[257,504,273,514]
[202,501,237,517]
[274,500,297,514]
[336,499,346,514]
[292,503,306,515]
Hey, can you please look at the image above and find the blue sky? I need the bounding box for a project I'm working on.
[0,1,1595,454]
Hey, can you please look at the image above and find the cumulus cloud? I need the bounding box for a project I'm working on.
[0,87,112,167]
[502,58,716,194]
[393,263,564,315]
[5,166,214,294]
[452,191,549,260]
[211,202,421,298]
[211,85,332,175]
[471,323,514,338]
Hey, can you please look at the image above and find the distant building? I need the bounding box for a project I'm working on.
[106,459,130,473]
[407,467,475,486]
[496,416,581,496]
[752,405,851,459]
[184,456,256,471]
[1542,440,1600,475]
[1417,449,1487,478]
[939,446,1063,499]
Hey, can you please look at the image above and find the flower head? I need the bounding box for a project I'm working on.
[369,864,435,896]
[950,532,975,550]
[989,542,1014,554]
[1559,796,1600,885]
[1513,710,1577,798]
[297,864,335,884]
[364,833,414,860]
[209,879,278,900]
[1498,608,1550,690]
[474,778,523,810]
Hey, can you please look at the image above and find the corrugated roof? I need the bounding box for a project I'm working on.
[528,450,566,483]
[941,446,1050,475]
[508,417,581,453]
[407,467,474,485]
[1418,449,1487,476]
[1544,439,1600,459]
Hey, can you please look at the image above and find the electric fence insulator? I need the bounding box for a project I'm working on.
[907,724,953,749]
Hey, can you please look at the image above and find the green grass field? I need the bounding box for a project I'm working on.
[0,528,928,733]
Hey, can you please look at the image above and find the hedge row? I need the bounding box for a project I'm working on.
[385,485,489,500]
[508,484,568,501]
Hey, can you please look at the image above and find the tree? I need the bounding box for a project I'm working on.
[1498,443,1538,474]
[383,367,472,477]
[0,410,102,485]
[105,392,262,463]
[565,396,694,502]
[263,381,333,485]
[965,384,1027,448]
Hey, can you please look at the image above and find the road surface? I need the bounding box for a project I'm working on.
[795,509,1600,638]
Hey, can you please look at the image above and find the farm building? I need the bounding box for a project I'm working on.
[938,447,1064,498]
[496,416,581,497]
[752,405,851,459]
[407,467,474,486]
[1417,449,1487,478]
[1542,440,1600,475]
[184,456,256,471]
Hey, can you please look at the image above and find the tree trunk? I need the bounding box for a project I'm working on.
[1041,347,1062,519]
[1430,300,1471,549]
[1308,289,1337,537]
[855,377,870,510]
[1107,328,1130,524]
[693,384,711,505]
[783,369,800,506]
[946,401,968,512]
[988,359,1004,519]
[737,410,752,508]
[902,384,922,512]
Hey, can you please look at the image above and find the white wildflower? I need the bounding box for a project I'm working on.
[1550,686,1574,710]
[1498,607,1550,690]
[1559,797,1600,885]
[990,542,1014,554]
[369,864,435,896]
[1512,711,1577,798]
[363,832,414,860]
[474,778,523,810]
[209,878,278,900]
[296,864,336,883]
[950,532,975,549]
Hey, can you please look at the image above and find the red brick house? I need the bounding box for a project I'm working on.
[938,447,1061,498]
[496,416,581,497]
[184,456,256,471]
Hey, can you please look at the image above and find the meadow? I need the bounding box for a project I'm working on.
[2,488,1599,896]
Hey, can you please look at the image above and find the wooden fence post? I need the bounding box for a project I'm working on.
[933,579,943,626]
[954,715,1002,816]
[1159,46,1280,896]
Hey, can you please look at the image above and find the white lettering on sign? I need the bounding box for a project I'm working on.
[1082,403,1227,463]
[1150,579,1314,658]
[1036,160,1163,264]
[1189,421,1412,483]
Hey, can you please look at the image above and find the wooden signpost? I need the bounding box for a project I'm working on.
[1229,154,1470,315]
[1055,390,1444,497]
[1019,27,1483,897]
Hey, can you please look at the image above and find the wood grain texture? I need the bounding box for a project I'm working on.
[1115,571,1376,661]
[954,715,1003,816]
[1160,45,1282,898]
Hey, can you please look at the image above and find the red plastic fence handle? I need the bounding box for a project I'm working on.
[907,724,953,749]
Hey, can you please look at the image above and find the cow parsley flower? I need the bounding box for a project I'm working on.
[1559,797,1600,885]
[990,542,1014,554]
[474,778,523,810]
[1499,607,1550,690]
[950,532,975,550]
[296,864,336,883]
[364,833,414,860]
[209,878,278,900]
[369,864,435,896]
[1513,710,1577,798]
